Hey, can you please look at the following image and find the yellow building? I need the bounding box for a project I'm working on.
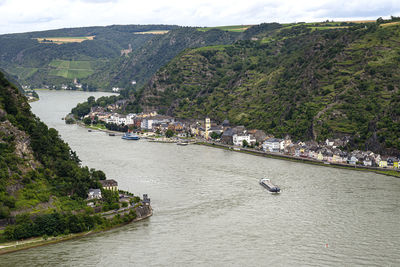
[379,160,388,168]
[100,179,118,191]
[332,154,342,163]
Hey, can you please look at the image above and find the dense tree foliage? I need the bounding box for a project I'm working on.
[84,27,241,90]
[0,71,105,220]
[136,21,400,155]
[71,95,120,118]
[3,208,137,241]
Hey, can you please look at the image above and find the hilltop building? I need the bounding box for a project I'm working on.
[100,179,118,191]
[121,44,132,56]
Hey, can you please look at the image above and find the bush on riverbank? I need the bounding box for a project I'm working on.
[2,208,138,241]
[3,212,103,240]
[105,122,128,132]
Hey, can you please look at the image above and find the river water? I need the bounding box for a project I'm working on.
[1,90,400,266]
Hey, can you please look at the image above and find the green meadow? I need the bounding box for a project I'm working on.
[49,60,94,78]
[197,25,253,32]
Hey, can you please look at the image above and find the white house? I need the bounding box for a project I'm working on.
[125,113,136,125]
[325,139,334,147]
[262,138,284,152]
[363,157,372,166]
[141,116,174,130]
[233,134,252,146]
[88,189,102,200]
[347,156,358,165]
[106,114,127,125]
[141,118,155,130]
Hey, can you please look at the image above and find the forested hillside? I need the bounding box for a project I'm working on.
[0,71,105,220]
[86,27,241,89]
[0,25,178,89]
[134,21,400,154]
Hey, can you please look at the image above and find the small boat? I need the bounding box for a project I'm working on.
[259,178,281,193]
[122,132,140,140]
[88,129,92,132]
[109,133,116,136]
[177,141,189,146]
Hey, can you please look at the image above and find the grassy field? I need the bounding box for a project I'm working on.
[380,21,400,27]
[35,36,95,44]
[134,30,169,34]
[308,26,350,31]
[49,60,94,78]
[197,25,253,32]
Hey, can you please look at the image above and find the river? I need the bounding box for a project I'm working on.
[1,90,400,266]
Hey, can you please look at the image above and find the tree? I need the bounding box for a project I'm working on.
[242,140,248,147]
[90,169,106,180]
[210,132,220,139]
[87,96,95,105]
[165,129,174,138]
[101,189,119,204]
[83,117,91,125]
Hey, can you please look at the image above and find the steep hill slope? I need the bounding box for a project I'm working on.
[0,71,104,220]
[86,27,241,89]
[137,22,400,154]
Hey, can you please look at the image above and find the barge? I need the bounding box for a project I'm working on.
[259,178,281,193]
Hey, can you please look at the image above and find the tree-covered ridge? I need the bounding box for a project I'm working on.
[87,27,241,90]
[0,71,104,219]
[0,25,179,89]
[137,22,400,154]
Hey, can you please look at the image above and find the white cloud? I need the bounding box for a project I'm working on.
[0,0,399,34]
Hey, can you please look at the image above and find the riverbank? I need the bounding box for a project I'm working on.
[76,118,400,178]
[0,205,152,255]
[196,142,400,178]
[34,88,117,93]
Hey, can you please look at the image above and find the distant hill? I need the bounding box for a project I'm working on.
[131,20,400,154]
[84,27,241,90]
[0,25,179,89]
[0,68,23,92]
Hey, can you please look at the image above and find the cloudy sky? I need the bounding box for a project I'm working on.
[0,0,399,34]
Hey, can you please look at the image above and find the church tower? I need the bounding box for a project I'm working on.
[205,117,211,139]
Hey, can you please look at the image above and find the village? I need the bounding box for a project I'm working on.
[84,105,400,171]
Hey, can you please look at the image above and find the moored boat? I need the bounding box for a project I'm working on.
[177,140,189,146]
[122,132,140,140]
[259,178,280,193]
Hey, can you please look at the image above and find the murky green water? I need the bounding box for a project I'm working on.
[1,90,399,266]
